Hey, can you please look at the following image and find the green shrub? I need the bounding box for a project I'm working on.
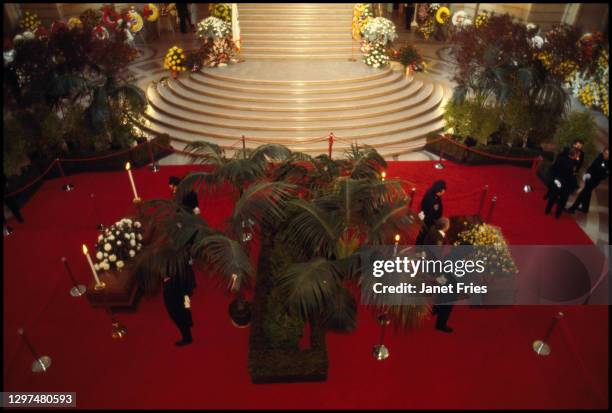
[444,99,502,144]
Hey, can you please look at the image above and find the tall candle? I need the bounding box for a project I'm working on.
[82,244,101,286]
[381,171,386,181]
[393,234,400,256]
[125,162,139,200]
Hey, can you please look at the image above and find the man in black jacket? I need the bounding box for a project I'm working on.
[163,260,196,346]
[169,176,200,215]
[416,180,446,245]
[562,139,586,173]
[567,147,609,214]
[545,148,580,218]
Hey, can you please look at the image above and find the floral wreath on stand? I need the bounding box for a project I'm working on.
[193,17,237,68]
[359,17,397,68]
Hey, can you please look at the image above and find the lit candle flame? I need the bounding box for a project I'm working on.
[82,244,88,254]
[125,162,131,171]
[381,171,386,179]
[394,234,400,242]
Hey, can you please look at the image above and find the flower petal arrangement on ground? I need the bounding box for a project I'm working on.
[94,218,144,272]
[193,16,237,68]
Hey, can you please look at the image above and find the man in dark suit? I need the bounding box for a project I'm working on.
[562,139,586,173]
[404,3,416,30]
[169,176,200,215]
[163,259,196,346]
[416,180,446,245]
[544,139,585,200]
[567,146,609,214]
[423,217,455,333]
[545,148,580,218]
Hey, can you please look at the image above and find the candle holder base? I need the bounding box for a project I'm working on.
[150,162,160,173]
[70,285,87,297]
[434,162,445,169]
[31,356,52,373]
[532,340,551,356]
[133,197,142,204]
[94,281,107,291]
[62,183,75,192]
[372,344,389,360]
[4,226,14,236]
[111,322,128,339]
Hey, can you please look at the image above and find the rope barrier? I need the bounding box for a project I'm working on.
[4,160,59,198]
[3,132,542,200]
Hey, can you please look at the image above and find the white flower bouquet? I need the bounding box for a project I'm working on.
[94,218,144,272]
[196,16,231,41]
[362,40,389,68]
[362,17,397,46]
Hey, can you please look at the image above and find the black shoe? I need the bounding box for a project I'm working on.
[565,208,576,214]
[436,325,453,333]
[175,338,193,346]
[579,208,589,214]
[431,307,438,315]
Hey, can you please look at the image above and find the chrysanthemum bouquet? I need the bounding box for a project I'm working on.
[94,218,144,272]
[164,46,187,73]
[454,223,517,276]
[196,17,231,41]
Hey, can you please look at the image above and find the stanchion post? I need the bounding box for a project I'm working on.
[372,312,390,360]
[485,195,497,223]
[478,185,489,218]
[56,159,65,178]
[242,135,246,158]
[61,257,86,297]
[434,146,445,169]
[328,133,334,159]
[57,159,75,192]
[148,140,160,172]
[409,187,416,210]
[17,328,51,373]
[533,311,564,356]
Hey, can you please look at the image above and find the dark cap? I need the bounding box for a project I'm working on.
[168,176,181,186]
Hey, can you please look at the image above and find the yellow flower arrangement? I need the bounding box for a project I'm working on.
[352,3,373,40]
[20,11,42,32]
[143,4,159,22]
[435,6,451,25]
[474,12,488,28]
[67,17,83,30]
[127,10,144,33]
[454,223,517,276]
[164,46,187,73]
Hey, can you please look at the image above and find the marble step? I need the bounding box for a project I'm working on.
[154,80,433,121]
[175,73,414,103]
[188,69,404,95]
[165,77,425,112]
[239,54,356,60]
[142,114,445,154]
[244,32,354,40]
[145,83,444,133]
[239,46,354,54]
[240,25,349,33]
[241,39,355,47]
[239,12,353,20]
[197,65,392,86]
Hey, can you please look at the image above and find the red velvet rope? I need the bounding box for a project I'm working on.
[4,133,541,199]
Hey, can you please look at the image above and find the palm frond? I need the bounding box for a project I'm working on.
[276,258,341,321]
[283,198,339,258]
[250,143,292,165]
[184,140,225,165]
[192,234,253,290]
[230,180,296,236]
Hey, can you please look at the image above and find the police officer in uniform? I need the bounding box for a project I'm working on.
[163,256,196,346]
[567,146,609,214]
[416,180,446,245]
[545,148,580,218]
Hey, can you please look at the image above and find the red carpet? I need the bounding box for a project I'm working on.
[3,161,608,409]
